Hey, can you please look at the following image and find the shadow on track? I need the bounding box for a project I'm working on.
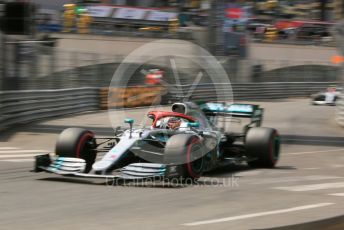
[282,135,344,147]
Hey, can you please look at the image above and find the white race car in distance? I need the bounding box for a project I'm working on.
[311,87,342,106]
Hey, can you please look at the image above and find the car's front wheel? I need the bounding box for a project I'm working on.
[164,134,205,181]
[55,128,97,173]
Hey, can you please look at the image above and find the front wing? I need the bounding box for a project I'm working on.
[34,154,172,181]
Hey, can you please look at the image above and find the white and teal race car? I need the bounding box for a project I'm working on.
[34,102,281,183]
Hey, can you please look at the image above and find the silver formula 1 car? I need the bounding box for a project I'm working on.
[34,102,281,182]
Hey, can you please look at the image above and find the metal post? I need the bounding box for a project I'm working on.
[0,32,5,90]
[92,53,99,87]
[72,51,79,88]
[0,2,5,90]
[208,0,226,56]
[0,31,3,128]
[49,46,56,89]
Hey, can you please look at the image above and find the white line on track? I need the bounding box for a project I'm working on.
[275,182,344,192]
[285,148,344,155]
[182,203,334,226]
[0,147,20,150]
[0,154,44,158]
[328,193,344,196]
[331,165,344,168]
[302,168,321,170]
[0,150,48,154]
[235,171,262,176]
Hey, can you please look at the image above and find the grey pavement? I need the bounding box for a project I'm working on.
[0,99,344,230]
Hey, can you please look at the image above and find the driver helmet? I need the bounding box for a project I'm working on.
[167,117,182,130]
[327,85,337,93]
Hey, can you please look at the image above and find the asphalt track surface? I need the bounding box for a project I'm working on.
[1,99,344,230]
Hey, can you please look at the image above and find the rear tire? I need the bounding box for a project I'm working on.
[246,127,280,168]
[164,134,205,181]
[55,128,96,173]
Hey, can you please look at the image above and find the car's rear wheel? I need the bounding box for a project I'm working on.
[55,128,97,173]
[246,127,280,168]
[164,134,205,181]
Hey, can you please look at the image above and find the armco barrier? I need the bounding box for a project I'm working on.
[0,88,99,131]
[167,82,340,101]
[102,82,339,109]
[1,83,342,131]
[170,82,344,128]
[103,82,344,128]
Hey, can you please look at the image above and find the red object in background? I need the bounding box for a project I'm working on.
[275,20,337,30]
[145,70,164,85]
[275,20,304,29]
[226,8,243,19]
[332,55,344,64]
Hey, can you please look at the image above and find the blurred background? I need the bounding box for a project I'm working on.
[0,0,343,91]
[2,3,344,229]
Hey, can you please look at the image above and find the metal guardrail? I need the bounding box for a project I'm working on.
[252,38,336,47]
[168,82,344,128]
[0,88,99,131]
[166,82,340,101]
[0,83,342,131]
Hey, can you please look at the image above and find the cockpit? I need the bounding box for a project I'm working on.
[155,116,190,130]
[147,111,196,130]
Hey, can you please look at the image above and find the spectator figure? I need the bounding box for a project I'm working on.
[63,4,76,33]
[77,10,92,34]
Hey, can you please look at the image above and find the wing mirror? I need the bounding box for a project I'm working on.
[124,118,134,138]
[124,118,134,124]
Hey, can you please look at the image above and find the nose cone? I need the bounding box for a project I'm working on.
[92,160,113,172]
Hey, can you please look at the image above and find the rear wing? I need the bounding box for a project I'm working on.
[200,102,264,127]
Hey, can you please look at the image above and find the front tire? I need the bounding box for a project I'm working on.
[55,128,97,173]
[164,134,205,181]
[246,127,280,168]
